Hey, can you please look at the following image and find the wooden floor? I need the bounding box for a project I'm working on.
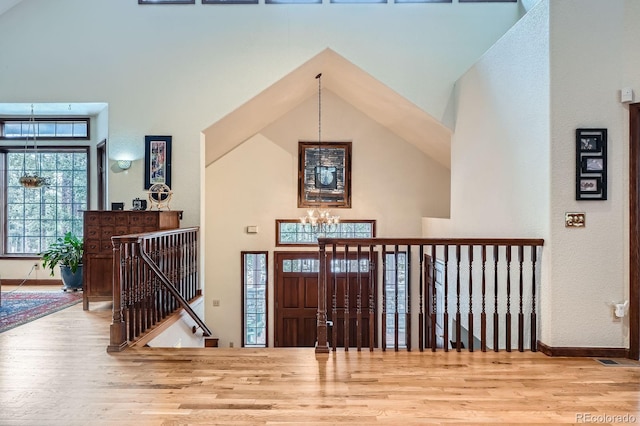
[1,287,640,425]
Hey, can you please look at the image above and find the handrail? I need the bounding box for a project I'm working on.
[138,244,212,337]
[314,237,544,354]
[108,227,211,352]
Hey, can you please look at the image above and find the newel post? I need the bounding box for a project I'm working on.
[315,240,330,354]
[107,237,127,352]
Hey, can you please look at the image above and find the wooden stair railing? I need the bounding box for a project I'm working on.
[315,238,544,354]
[107,227,212,352]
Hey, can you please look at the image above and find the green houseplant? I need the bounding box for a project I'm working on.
[40,232,84,291]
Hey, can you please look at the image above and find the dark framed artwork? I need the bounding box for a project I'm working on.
[576,128,607,200]
[144,135,172,190]
[139,0,195,4]
[298,141,352,208]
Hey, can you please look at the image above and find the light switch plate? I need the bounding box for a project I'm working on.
[565,212,585,228]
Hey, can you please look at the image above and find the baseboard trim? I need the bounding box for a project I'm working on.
[1,279,62,286]
[538,341,629,358]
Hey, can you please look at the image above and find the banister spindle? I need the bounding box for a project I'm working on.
[468,245,474,352]
[481,245,487,352]
[394,245,399,352]
[443,245,449,352]
[493,245,499,352]
[382,245,388,352]
[431,245,437,352]
[455,245,461,352]
[531,246,538,352]
[332,243,338,352]
[518,245,524,352]
[344,245,350,352]
[368,245,375,352]
[419,245,424,352]
[357,244,363,352]
[406,245,412,352]
[506,245,512,352]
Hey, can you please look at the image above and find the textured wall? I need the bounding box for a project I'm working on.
[424,1,551,346]
[547,0,628,347]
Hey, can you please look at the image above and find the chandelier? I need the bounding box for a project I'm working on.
[19,104,49,189]
[300,73,339,236]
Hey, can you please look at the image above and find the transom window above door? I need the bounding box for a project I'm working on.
[276,219,376,246]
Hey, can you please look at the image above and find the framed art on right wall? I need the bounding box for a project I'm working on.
[576,128,607,200]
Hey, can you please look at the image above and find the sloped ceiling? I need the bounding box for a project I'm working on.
[204,48,452,169]
[0,0,22,16]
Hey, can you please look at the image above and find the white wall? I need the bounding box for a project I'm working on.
[424,1,550,348]
[0,0,521,227]
[205,92,450,347]
[547,0,628,348]
[425,1,550,239]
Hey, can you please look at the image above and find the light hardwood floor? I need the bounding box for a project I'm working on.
[1,287,640,425]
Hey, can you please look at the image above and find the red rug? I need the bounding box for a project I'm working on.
[0,291,83,333]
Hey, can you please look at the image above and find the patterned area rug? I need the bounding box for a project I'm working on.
[0,291,83,333]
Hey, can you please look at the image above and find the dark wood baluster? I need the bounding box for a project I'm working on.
[192,230,199,298]
[419,245,424,352]
[493,245,499,352]
[406,245,412,352]
[332,243,338,352]
[518,245,524,352]
[394,245,399,352]
[481,245,487,352]
[357,244,363,352]
[108,238,126,352]
[506,245,512,352]
[468,245,474,352]
[316,240,329,354]
[128,242,137,341]
[455,245,461,352]
[145,238,154,329]
[153,236,161,324]
[431,245,437,352]
[344,245,350,352]
[443,245,449,352]
[531,246,538,352]
[382,245,387,352]
[368,245,375,352]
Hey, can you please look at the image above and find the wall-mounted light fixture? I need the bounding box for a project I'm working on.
[117,160,132,170]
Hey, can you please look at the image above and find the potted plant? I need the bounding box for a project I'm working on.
[40,232,84,291]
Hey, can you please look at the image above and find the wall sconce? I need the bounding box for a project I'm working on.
[117,160,132,170]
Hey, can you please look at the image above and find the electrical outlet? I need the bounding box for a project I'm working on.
[229,342,234,348]
[34,263,40,270]
[212,299,220,307]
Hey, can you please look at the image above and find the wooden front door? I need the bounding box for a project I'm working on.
[274,252,319,347]
[274,251,377,348]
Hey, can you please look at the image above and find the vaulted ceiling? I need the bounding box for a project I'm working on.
[203,49,452,169]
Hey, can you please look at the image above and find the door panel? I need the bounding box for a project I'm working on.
[275,251,376,348]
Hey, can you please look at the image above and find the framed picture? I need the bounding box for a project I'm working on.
[579,178,600,192]
[298,141,352,208]
[576,128,607,200]
[144,135,172,190]
[139,0,195,4]
[581,157,604,173]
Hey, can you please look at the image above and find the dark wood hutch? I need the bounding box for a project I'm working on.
[82,210,182,310]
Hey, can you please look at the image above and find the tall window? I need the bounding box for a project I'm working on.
[242,252,268,347]
[2,148,88,255]
[385,251,407,348]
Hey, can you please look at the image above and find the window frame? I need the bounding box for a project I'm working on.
[0,145,90,258]
[275,219,376,247]
[0,118,90,141]
[241,251,269,348]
